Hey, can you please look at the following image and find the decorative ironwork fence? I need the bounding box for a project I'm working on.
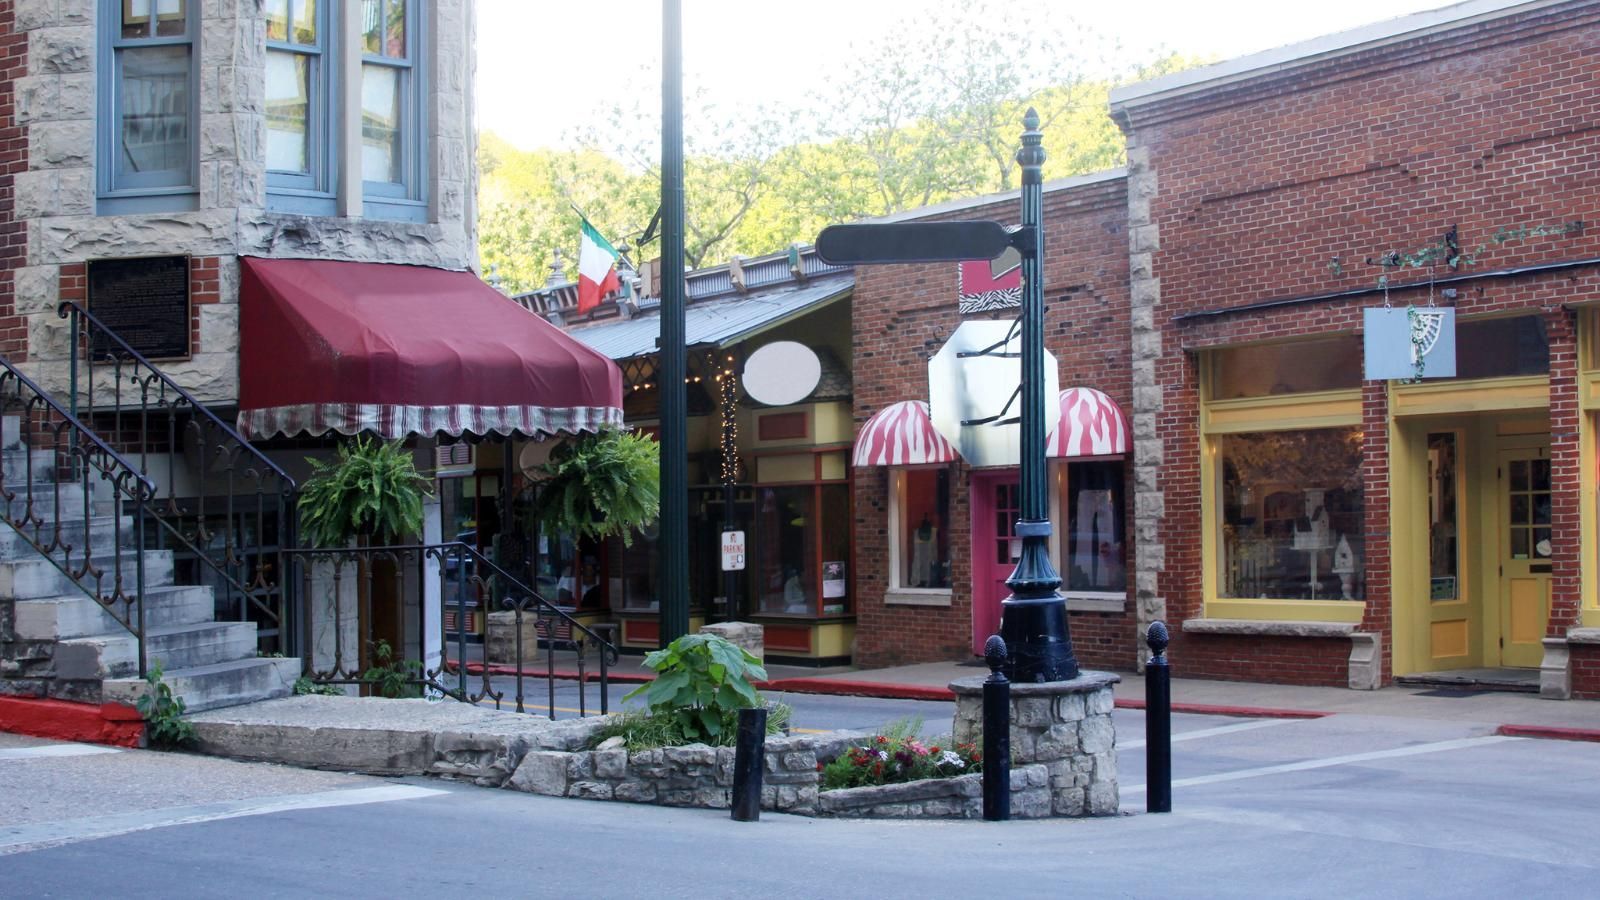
[284,541,619,718]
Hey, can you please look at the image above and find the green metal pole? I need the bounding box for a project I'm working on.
[998,108,1078,682]
[658,0,690,647]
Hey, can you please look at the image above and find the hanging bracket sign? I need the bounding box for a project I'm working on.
[1363,307,1456,380]
[720,530,746,571]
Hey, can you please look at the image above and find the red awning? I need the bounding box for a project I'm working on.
[853,400,959,466]
[237,257,623,440]
[1046,388,1130,458]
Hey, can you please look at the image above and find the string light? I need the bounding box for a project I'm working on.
[719,363,739,484]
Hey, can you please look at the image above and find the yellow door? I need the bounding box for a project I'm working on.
[1497,447,1551,668]
[1425,430,1474,668]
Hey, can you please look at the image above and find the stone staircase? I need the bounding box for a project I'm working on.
[0,417,299,714]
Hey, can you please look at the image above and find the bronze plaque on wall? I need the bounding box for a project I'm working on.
[86,255,192,361]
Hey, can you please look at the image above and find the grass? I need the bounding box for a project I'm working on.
[587,702,793,752]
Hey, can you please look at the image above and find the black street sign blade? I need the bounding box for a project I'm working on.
[815,221,1012,266]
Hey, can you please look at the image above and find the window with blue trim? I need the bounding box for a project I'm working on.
[98,0,198,211]
[266,0,337,213]
[361,0,426,220]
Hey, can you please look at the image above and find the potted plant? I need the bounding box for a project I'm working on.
[526,427,661,545]
[297,435,433,686]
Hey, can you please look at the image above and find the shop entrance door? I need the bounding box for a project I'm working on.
[969,471,1020,656]
[1497,445,1552,668]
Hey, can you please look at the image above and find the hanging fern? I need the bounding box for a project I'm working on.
[527,428,661,546]
[298,435,433,548]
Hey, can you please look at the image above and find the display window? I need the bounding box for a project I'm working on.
[755,482,850,616]
[1059,461,1126,594]
[892,468,951,590]
[1219,427,1365,600]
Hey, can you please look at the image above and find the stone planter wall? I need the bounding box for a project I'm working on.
[817,764,1051,819]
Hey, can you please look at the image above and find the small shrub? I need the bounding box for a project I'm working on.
[135,662,196,749]
[820,717,982,791]
[293,676,346,697]
[587,702,793,752]
[621,633,767,743]
[362,639,423,699]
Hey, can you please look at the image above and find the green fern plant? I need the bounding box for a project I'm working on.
[298,435,432,548]
[527,428,661,546]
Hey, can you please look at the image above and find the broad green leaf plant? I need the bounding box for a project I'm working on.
[622,634,767,744]
[298,436,432,548]
[527,428,660,547]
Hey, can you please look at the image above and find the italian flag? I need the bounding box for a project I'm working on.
[577,217,622,314]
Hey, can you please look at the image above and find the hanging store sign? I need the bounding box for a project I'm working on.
[927,320,1059,468]
[1363,307,1456,381]
[86,255,192,361]
[720,530,746,571]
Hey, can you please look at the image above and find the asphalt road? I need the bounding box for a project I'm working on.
[4,692,1598,898]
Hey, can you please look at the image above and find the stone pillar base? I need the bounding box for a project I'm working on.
[950,670,1120,817]
[699,622,763,663]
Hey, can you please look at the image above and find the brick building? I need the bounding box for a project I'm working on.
[1111,0,1600,696]
[848,0,1600,697]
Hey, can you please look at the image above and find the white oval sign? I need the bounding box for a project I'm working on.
[742,341,821,407]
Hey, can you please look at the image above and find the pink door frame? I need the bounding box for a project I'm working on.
[968,469,1021,656]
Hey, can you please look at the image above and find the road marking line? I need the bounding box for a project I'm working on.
[1120,718,1293,749]
[0,784,445,855]
[1122,735,1521,794]
[0,743,123,761]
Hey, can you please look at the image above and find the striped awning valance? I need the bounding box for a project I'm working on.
[853,400,959,467]
[1046,388,1130,458]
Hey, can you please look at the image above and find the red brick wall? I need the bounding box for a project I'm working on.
[0,3,26,360]
[1573,644,1600,700]
[1173,633,1349,688]
[1125,2,1600,685]
[850,178,1135,668]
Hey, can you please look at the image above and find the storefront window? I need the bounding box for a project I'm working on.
[1209,336,1362,400]
[1451,316,1548,379]
[896,469,951,589]
[755,482,850,616]
[616,525,660,612]
[1429,433,1459,600]
[1061,461,1126,593]
[1220,427,1364,600]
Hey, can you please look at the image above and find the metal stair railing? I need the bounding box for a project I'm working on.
[284,541,620,718]
[58,301,298,655]
[0,358,158,677]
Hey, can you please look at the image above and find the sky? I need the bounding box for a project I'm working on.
[477,0,1468,152]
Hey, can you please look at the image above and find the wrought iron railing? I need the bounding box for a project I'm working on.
[0,358,158,676]
[283,541,619,719]
[58,302,297,653]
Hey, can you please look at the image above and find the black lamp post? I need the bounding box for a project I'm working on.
[814,111,1078,681]
[997,108,1078,683]
[658,0,690,646]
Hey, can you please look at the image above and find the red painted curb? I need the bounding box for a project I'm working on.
[760,678,955,702]
[1115,698,1329,720]
[0,696,144,747]
[1496,724,1600,743]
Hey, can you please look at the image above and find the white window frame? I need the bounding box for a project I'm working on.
[266,0,339,214]
[885,467,954,606]
[97,0,200,213]
[360,0,427,221]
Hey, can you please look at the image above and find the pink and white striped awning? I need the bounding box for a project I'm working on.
[853,400,960,467]
[1047,388,1130,458]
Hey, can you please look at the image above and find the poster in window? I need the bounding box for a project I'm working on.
[822,560,846,599]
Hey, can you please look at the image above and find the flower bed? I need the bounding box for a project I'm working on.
[820,723,981,791]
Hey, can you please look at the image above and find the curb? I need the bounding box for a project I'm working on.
[1115,698,1329,720]
[0,696,144,747]
[760,678,954,702]
[1496,723,1600,743]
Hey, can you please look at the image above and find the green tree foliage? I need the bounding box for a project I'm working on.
[477,8,1207,293]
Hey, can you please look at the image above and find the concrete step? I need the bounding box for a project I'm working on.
[2,415,18,451]
[0,549,173,600]
[103,656,300,714]
[0,488,120,523]
[1,447,56,485]
[54,620,260,680]
[12,584,217,641]
[0,514,131,563]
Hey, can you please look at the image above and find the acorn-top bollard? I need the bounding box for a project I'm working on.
[982,634,1011,822]
[1145,621,1172,814]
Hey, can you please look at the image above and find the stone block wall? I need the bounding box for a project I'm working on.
[816,764,1051,819]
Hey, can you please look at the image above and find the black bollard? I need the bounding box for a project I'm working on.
[982,635,1011,822]
[730,706,768,822]
[1145,621,1172,814]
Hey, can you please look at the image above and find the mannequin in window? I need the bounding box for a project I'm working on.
[911,513,939,587]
